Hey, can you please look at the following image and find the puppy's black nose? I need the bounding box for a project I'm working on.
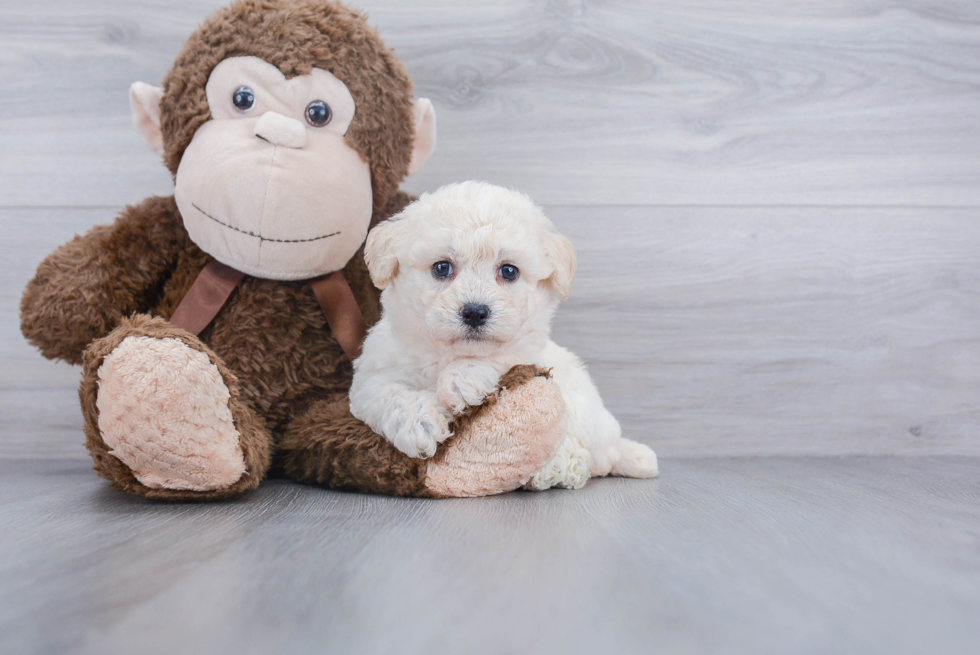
[461,303,490,328]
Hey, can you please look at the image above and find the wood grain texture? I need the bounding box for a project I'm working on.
[2,0,980,207]
[1,2,978,455]
[1,457,978,655]
[551,205,980,457]
[5,206,978,459]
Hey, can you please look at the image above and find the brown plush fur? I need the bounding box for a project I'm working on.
[20,0,421,500]
[279,394,430,497]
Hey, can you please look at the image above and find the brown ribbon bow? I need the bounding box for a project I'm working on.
[169,259,368,362]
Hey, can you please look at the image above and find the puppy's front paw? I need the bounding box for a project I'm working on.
[390,397,453,459]
[437,362,501,414]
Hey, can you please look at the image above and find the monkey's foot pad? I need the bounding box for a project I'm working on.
[95,335,246,491]
[425,366,566,497]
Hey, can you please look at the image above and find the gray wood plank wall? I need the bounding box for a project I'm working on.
[2,0,978,458]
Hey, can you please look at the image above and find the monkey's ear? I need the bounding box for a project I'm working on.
[364,218,407,290]
[129,82,165,156]
[546,233,578,300]
[407,98,437,175]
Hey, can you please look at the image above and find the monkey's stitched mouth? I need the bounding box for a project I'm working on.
[191,203,340,243]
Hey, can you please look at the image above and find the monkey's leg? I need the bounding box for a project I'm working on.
[279,366,565,498]
[279,393,428,496]
[80,314,273,501]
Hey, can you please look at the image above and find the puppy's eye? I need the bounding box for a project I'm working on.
[233,86,255,113]
[305,100,332,127]
[432,261,454,279]
[498,264,520,282]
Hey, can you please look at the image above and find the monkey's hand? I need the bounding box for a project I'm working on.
[436,361,502,415]
[20,196,184,365]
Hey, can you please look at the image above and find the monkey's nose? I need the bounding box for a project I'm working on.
[254,111,307,149]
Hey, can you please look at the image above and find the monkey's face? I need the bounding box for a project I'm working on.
[173,56,373,280]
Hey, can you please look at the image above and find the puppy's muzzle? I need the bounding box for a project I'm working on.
[460,303,490,328]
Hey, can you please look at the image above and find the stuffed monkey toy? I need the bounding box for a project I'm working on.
[20,0,565,500]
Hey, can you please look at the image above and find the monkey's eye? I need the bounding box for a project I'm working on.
[305,100,332,127]
[432,261,454,280]
[498,264,520,282]
[232,86,255,113]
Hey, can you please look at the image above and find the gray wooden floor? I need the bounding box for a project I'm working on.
[2,1,979,653]
[2,457,979,655]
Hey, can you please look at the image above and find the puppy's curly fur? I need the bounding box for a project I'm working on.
[352,181,659,490]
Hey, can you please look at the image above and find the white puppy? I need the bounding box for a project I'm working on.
[350,181,658,490]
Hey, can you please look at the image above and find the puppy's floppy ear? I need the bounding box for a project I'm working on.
[365,218,407,290]
[546,232,577,300]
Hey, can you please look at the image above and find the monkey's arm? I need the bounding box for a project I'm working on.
[20,195,185,365]
[282,366,565,498]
